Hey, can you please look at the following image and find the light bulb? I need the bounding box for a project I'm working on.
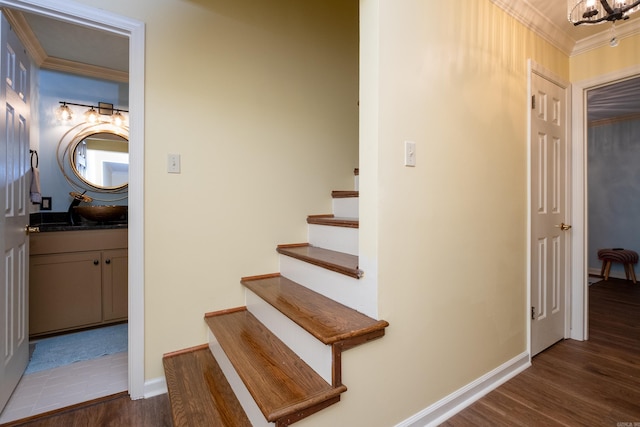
[56,104,73,122]
[84,108,99,123]
[111,111,125,127]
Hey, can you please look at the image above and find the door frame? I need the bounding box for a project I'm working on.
[570,63,640,342]
[0,0,146,399]
[527,60,572,355]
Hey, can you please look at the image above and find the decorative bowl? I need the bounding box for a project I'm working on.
[73,205,127,222]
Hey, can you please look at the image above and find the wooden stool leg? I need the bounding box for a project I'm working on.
[600,260,607,277]
[624,263,630,280]
[629,264,637,284]
[604,261,612,280]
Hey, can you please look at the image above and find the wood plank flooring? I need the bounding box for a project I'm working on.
[0,393,171,427]
[5,278,636,426]
[441,278,640,426]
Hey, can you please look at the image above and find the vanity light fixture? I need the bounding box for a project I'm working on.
[84,107,99,123]
[55,102,73,122]
[111,110,125,127]
[56,101,129,126]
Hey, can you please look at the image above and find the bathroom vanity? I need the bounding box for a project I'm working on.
[29,226,128,337]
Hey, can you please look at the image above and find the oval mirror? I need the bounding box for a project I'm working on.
[69,131,129,190]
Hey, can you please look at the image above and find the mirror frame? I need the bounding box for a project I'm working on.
[57,122,130,195]
[69,129,129,191]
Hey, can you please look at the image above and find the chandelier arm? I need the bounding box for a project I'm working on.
[620,0,640,13]
[599,0,615,15]
[573,15,610,25]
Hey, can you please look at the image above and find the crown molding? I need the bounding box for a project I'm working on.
[2,7,46,64]
[42,56,128,82]
[490,0,640,56]
[572,18,640,55]
[490,0,575,55]
[2,7,127,82]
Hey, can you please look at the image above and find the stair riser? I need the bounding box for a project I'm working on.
[332,197,359,218]
[308,224,358,256]
[246,290,333,384]
[279,256,377,318]
[208,335,272,427]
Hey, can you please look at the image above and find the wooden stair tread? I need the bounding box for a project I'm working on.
[307,214,359,228]
[205,308,347,423]
[277,244,362,278]
[331,190,359,198]
[242,274,388,345]
[163,345,252,427]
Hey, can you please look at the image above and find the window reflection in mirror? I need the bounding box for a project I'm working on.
[72,132,128,189]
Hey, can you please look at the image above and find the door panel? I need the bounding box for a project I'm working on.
[0,14,30,411]
[531,71,569,356]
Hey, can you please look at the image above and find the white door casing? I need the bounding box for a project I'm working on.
[0,14,30,411]
[529,62,571,357]
[570,64,640,342]
[0,0,146,399]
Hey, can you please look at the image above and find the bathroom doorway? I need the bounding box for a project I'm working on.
[0,0,144,422]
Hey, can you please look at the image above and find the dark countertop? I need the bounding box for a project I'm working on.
[30,211,128,233]
[32,222,128,232]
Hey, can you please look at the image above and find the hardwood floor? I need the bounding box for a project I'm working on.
[0,393,172,427]
[441,278,640,426]
[4,278,637,426]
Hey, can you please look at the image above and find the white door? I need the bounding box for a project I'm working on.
[0,14,31,411]
[530,71,570,356]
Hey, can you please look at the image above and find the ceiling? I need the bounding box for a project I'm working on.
[2,8,128,82]
[4,2,640,121]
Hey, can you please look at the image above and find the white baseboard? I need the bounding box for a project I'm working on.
[395,351,530,427]
[143,376,167,398]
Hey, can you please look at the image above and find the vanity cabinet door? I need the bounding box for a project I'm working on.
[102,249,128,321]
[29,251,103,336]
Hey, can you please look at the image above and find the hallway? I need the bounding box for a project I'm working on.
[442,278,640,426]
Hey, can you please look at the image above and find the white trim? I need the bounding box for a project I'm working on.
[571,64,640,341]
[144,377,168,399]
[490,0,640,56]
[573,18,640,55]
[395,352,530,427]
[489,0,575,55]
[0,0,146,400]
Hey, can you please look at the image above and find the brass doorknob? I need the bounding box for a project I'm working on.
[557,223,572,231]
[25,225,40,234]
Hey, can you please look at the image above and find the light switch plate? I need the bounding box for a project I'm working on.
[404,141,416,167]
[167,154,181,173]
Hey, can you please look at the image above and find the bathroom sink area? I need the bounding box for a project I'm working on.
[29,210,128,232]
[74,205,127,222]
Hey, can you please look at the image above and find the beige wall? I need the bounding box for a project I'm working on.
[56,0,640,425]
[571,33,640,82]
[338,1,569,425]
[72,0,359,379]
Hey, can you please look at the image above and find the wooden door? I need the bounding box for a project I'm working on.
[0,14,31,411]
[530,71,570,356]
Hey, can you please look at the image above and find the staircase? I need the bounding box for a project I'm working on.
[163,168,388,426]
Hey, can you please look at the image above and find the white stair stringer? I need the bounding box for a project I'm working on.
[308,223,358,256]
[279,255,377,318]
[332,197,358,218]
[207,335,271,427]
[245,289,333,384]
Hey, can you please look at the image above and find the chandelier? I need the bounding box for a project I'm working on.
[568,0,640,25]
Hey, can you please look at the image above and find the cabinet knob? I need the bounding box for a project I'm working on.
[105,259,111,264]
[93,260,99,265]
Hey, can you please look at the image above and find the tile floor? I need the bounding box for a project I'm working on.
[0,351,128,424]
